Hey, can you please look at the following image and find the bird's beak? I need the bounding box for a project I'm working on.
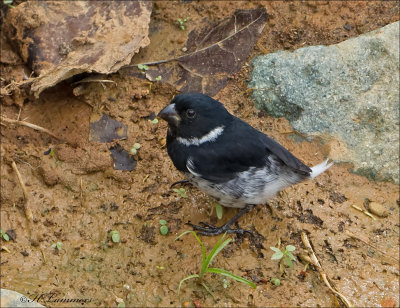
[157,103,181,126]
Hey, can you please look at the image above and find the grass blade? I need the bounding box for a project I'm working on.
[207,268,256,289]
[201,233,231,275]
[178,274,200,292]
[176,231,206,263]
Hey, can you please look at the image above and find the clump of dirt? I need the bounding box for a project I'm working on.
[1,2,399,308]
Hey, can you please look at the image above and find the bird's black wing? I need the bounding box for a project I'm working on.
[186,118,311,183]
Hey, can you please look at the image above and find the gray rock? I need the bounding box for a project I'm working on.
[250,22,399,184]
[0,289,45,307]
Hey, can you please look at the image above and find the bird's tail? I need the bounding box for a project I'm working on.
[310,159,333,179]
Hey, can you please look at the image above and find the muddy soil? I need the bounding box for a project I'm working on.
[1,1,399,307]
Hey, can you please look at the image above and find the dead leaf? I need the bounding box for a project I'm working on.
[109,144,137,171]
[90,114,128,143]
[124,8,268,96]
[3,1,152,97]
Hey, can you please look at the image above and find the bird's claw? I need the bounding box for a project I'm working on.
[186,221,254,236]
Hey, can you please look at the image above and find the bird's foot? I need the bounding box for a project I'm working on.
[186,221,254,236]
[170,180,192,188]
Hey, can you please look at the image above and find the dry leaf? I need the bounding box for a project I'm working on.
[4,1,152,97]
[125,8,268,96]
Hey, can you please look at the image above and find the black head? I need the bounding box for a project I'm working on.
[158,93,232,139]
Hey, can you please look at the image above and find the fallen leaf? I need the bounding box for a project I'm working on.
[4,1,152,97]
[110,144,137,171]
[125,8,268,96]
[90,114,128,143]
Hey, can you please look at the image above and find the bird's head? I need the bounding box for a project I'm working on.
[158,93,232,139]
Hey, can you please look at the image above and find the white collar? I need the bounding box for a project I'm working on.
[177,126,224,146]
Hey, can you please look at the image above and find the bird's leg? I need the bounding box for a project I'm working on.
[187,204,255,236]
[170,180,192,188]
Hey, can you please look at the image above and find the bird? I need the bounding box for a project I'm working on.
[158,93,333,236]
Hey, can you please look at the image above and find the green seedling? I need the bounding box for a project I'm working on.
[0,229,9,241]
[176,231,256,293]
[173,187,187,198]
[51,242,62,251]
[137,64,149,71]
[3,0,15,7]
[270,278,280,286]
[270,244,296,274]
[215,204,223,220]
[110,230,120,243]
[177,18,189,30]
[159,219,168,235]
[149,118,158,124]
[130,143,141,155]
[155,75,162,81]
[222,278,230,289]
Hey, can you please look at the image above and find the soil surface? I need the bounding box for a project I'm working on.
[1,1,399,307]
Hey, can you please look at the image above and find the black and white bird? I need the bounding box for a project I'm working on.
[158,93,333,236]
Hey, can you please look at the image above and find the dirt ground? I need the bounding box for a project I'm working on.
[1,1,399,307]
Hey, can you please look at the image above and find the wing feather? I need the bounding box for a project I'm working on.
[186,118,311,183]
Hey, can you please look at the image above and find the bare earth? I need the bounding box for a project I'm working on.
[1,1,399,307]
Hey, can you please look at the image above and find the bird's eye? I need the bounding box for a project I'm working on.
[186,109,196,118]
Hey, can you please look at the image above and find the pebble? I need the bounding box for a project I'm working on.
[368,202,388,217]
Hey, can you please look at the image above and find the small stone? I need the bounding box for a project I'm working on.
[368,202,388,217]
[159,138,166,147]
[344,23,352,31]
[20,251,29,257]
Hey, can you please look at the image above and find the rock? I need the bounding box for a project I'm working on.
[0,289,45,307]
[368,202,388,217]
[250,22,399,184]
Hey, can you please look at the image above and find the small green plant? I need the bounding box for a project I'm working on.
[137,64,149,71]
[3,0,15,7]
[159,219,168,235]
[148,118,158,124]
[0,229,9,241]
[270,244,296,274]
[155,75,162,81]
[215,204,223,220]
[130,143,141,155]
[110,230,120,243]
[222,278,230,289]
[177,18,189,30]
[270,277,280,286]
[51,242,62,251]
[173,187,187,198]
[176,231,256,293]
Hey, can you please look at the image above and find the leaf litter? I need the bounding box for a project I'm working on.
[123,8,268,96]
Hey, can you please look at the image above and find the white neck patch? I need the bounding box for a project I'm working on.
[177,126,224,146]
